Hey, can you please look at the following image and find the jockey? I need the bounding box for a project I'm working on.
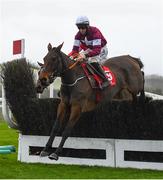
[68,15,109,88]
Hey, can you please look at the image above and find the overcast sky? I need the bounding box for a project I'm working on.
[0,0,163,75]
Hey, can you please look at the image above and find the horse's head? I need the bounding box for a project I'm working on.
[36,42,64,93]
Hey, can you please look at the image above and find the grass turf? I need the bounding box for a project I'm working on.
[1,120,163,179]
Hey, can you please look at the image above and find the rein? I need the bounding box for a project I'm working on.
[62,57,87,87]
[68,59,81,70]
[60,56,87,87]
[50,54,86,87]
[58,54,80,75]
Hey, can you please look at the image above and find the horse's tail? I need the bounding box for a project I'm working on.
[128,55,144,69]
[128,55,145,101]
[140,70,145,102]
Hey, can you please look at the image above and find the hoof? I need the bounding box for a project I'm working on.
[48,153,59,160]
[40,150,49,157]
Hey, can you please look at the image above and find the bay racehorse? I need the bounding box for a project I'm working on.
[36,43,145,160]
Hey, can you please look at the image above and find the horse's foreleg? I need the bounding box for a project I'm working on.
[49,103,81,160]
[40,101,67,157]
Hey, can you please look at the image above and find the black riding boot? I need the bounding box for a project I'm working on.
[90,62,109,88]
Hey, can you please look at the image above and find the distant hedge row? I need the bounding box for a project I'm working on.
[2,59,163,140]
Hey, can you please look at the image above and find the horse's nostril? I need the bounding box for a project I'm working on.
[37,86,41,90]
[42,77,47,82]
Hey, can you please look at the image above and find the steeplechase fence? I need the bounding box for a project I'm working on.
[2,59,163,170]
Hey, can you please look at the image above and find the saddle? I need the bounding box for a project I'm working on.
[81,63,116,90]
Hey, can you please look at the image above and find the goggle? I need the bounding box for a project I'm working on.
[77,25,87,29]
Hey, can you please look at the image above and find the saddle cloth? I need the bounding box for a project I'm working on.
[81,63,116,89]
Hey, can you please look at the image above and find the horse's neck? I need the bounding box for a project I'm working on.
[60,54,84,84]
[61,69,74,84]
[60,54,77,84]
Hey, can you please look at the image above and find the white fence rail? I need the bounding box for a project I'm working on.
[145,92,163,100]
[18,135,163,170]
[115,139,163,170]
[18,135,115,167]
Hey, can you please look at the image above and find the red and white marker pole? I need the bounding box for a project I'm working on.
[13,39,25,58]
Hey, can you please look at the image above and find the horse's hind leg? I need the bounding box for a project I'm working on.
[40,101,67,157]
[49,102,81,160]
[118,88,133,101]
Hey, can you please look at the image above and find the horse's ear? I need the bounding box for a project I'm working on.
[48,43,52,51]
[56,42,64,52]
[37,61,43,67]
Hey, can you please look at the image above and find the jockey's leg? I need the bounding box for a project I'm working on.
[92,62,109,88]
[89,58,109,88]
